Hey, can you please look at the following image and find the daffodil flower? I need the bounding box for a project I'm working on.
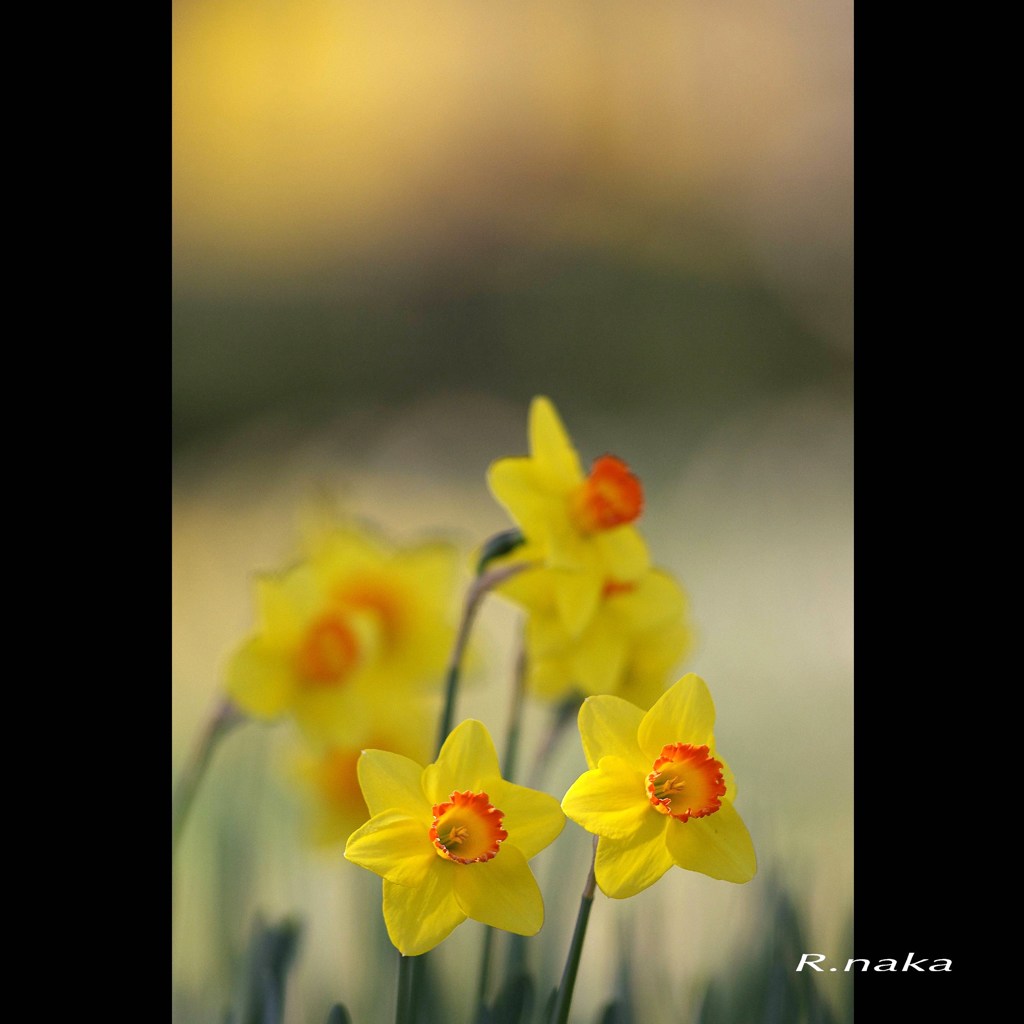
[499,564,695,708]
[561,674,755,897]
[226,528,458,745]
[487,397,649,635]
[345,719,566,955]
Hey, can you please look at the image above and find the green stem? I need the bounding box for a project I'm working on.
[434,560,532,759]
[474,927,496,1019]
[550,836,598,1024]
[526,694,582,791]
[172,697,245,857]
[395,954,416,1024]
[474,633,529,1016]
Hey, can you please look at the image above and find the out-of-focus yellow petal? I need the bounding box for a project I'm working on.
[571,623,629,696]
[487,780,565,860]
[344,811,436,887]
[528,396,583,488]
[453,843,543,935]
[664,801,756,883]
[226,637,294,718]
[615,569,686,630]
[577,696,647,770]
[254,575,306,645]
[488,457,548,508]
[357,749,428,819]
[422,720,502,804]
[382,870,465,956]
[553,571,603,637]
[638,673,716,760]
[561,756,651,838]
[292,686,371,746]
[593,526,650,581]
[593,813,674,899]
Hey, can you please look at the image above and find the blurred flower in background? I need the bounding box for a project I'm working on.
[227,525,459,745]
[500,563,694,709]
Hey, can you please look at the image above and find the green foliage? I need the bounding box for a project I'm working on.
[223,915,302,1024]
[693,881,851,1024]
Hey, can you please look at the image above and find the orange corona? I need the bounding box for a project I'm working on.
[570,455,644,534]
[295,615,360,686]
[430,791,508,864]
[646,743,726,822]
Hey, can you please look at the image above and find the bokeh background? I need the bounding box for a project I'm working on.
[172,1,853,1021]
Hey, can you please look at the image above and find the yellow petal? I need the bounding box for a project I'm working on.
[637,673,716,760]
[593,813,674,899]
[561,757,651,839]
[529,396,583,488]
[357,749,428,819]
[487,780,565,860]
[292,686,371,746]
[571,623,629,696]
[254,576,305,646]
[527,655,577,702]
[453,843,543,935]
[487,458,561,539]
[593,526,650,581]
[577,696,647,771]
[422,720,502,804]
[614,570,686,631]
[553,571,603,637]
[526,607,574,659]
[382,870,465,956]
[664,801,756,883]
[344,811,436,887]
[718,756,738,802]
[225,637,294,718]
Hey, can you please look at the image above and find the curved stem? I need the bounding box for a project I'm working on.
[550,836,598,1024]
[172,697,245,856]
[434,560,532,759]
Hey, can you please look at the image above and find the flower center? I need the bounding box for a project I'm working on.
[646,743,726,822]
[295,614,361,687]
[430,790,508,864]
[333,578,405,650]
[570,455,644,534]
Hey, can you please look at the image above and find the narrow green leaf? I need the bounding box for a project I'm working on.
[325,1004,352,1024]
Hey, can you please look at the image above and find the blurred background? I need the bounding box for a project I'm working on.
[172,1,852,1021]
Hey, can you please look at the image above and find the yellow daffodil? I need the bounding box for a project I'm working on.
[499,563,695,708]
[227,527,458,745]
[488,397,649,635]
[345,719,565,956]
[561,674,755,897]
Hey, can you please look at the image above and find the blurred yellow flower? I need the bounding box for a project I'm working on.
[345,719,565,956]
[500,562,695,708]
[487,397,649,635]
[226,527,458,745]
[291,709,433,846]
[561,674,755,897]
